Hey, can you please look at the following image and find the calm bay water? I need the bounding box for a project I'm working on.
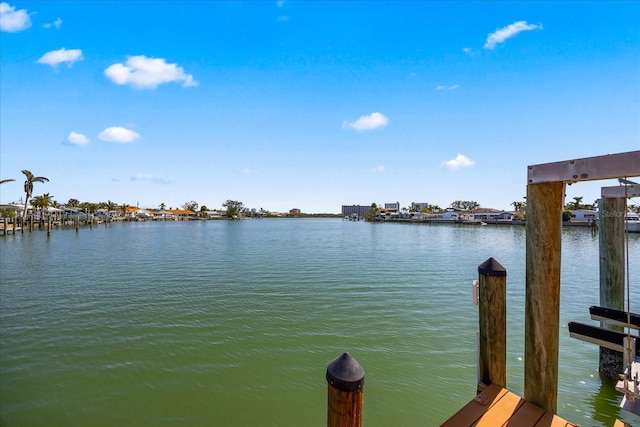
[1,219,639,426]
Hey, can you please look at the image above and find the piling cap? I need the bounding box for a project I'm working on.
[326,352,365,392]
[478,257,507,277]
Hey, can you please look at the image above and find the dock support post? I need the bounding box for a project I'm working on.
[477,258,507,391]
[2,217,6,235]
[598,197,625,379]
[326,352,364,427]
[524,181,563,414]
[47,217,52,236]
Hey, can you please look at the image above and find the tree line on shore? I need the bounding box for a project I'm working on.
[362,196,639,222]
[2,171,638,221]
[0,171,259,220]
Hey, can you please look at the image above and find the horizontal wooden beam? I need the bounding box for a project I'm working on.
[590,306,640,331]
[568,322,640,356]
[601,184,640,199]
[527,151,640,184]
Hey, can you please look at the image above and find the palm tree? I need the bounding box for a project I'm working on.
[1,178,15,185]
[31,193,54,217]
[102,200,117,213]
[21,170,49,219]
[568,196,583,210]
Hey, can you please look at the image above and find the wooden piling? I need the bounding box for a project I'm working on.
[326,352,364,427]
[47,217,52,236]
[524,181,563,414]
[477,258,507,391]
[598,197,625,378]
[2,217,6,235]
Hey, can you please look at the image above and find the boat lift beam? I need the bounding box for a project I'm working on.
[601,184,640,199]
[527,150,640,184]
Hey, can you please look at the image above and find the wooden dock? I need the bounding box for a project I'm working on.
[441,384,579,426]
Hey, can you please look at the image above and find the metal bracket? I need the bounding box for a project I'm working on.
[473,280,479,306]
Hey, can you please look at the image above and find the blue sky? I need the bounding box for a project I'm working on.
[1,1,639,213]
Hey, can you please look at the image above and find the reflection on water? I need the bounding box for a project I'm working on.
[587,376,626,426]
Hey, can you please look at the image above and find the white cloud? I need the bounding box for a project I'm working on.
[484,21,542,50]
[436,84,459,91]
[43,17,62,29]
[0,2,31,32]
[442,154,474,170]
[99,127,140,143]
[130,173,170,185]
[342,112,389,132]
[240,167,251,175]
[371,165,385,173]
[104,55,198,89]
[66,132,89,146]
[37,48,83,67]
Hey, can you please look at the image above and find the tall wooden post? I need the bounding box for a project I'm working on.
[524,181,563,414]
[326,352,364,427]
[47,217,52,236]
[478,258,507,390]
[2,217,6,235]
[598,197,625,378]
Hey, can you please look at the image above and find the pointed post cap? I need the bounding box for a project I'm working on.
[326,352,365,392]
[478,257,507,276]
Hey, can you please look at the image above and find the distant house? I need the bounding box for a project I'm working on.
[0,204,25,217]
[165,208,198,220]
[201,210,224,219]
[426,209,463,221]
[570,209,597,221]
[472,208,514,221]
[289,208,301,216]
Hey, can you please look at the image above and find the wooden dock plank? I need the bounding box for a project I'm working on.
[441,385,579,427]
[503,400,546,425]
[440,384,507,427]
[535,411,578,426]
[473,390,524,427]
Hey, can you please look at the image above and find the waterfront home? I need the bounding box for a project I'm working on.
[163,208,198,220]
[0,204,26,217]
[424,208,473,222]
[569,209,597,221]
[471,208,515,221]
